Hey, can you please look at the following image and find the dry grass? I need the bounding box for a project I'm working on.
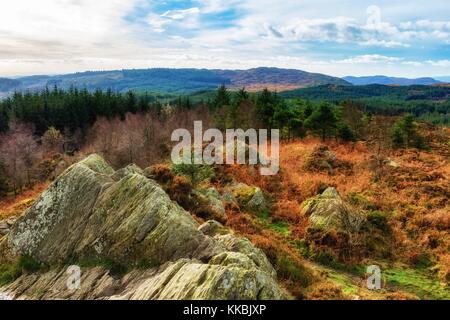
[0,183,48,219]
[222,127,449,288]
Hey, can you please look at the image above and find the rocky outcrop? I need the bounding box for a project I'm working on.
[304,145,352,174]
[225,183,269,213]
[193,188,227,223]
[0,155,284,300]
[301,188,366,233]
[0,217,17,236]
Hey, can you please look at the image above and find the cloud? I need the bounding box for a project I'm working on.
[427,60,450,67]
[360,39,410,48]
[1,0,450,77]
[335,54,403,64]
[162,7,200,20]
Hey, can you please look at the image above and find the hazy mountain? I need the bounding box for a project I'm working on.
[343,75,440,86]
[0,78,21,92]
[0,67,349,95]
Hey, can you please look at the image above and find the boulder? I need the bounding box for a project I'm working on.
[1,154,284,300]
[301,187,366,233]
[193,188,227,223]
[304,145,352,173]
[226,183,268,213]
[246,188,268,212]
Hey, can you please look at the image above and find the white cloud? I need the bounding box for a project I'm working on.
[162,7,200,20]
[427,60,450,67]
[360,39,410,48]
[1,0,450,78]
[336,54,403,64]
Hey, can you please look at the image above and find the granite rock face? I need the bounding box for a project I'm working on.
[0,155,285,300]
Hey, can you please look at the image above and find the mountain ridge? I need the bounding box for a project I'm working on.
[344,75,441,86]
[0,67,349,95]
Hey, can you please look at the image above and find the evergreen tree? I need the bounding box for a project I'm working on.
[305,102,339,141]
[212,84,230,110]
[338,123,357,142]
[126,91,138,114]
[256,88,277,128]
[0,107,9,133]
[391,114,427,149]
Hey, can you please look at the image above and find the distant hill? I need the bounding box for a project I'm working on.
[343,75,440,86]
[0,78,21,92]
[281,84,450,101]
[215,67,349,91]
[0,67,349,96]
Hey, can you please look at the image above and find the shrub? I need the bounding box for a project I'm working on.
[338,123,357,142]
[275,255,313,289]
[305,282,349,300]
[145,164,174,184]
[367,211,391,233]
[392,114,428,149]
[0,255,43,286]
[172,162,214,187]
[166,175,193,209]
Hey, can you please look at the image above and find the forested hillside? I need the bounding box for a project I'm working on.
[282,84,450,126]
[0,67,348,96]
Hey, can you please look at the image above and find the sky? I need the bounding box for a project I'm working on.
[1,0,450,78]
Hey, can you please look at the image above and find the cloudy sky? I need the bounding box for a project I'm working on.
[1,0,450,77]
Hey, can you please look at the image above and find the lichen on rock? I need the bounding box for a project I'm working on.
[0,154,285,300]
[301,187,366,233]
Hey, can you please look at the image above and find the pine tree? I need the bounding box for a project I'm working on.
[305,102,339,141]
[0,108,9,133]
[212,84,230,110]
[338,123,357,142]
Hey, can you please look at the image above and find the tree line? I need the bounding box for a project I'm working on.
[0,85,429,198]
[0,87,162,135]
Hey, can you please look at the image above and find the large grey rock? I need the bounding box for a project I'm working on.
[301,187,366,233]
[1,154,285,300]
[0,259,284,300]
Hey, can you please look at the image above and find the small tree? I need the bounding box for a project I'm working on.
[305,102,339,141]
[391,114,427,149]
[172,162,214,188]
[42,126,64,153]
[212,84,230,110]
[338,123,357,142]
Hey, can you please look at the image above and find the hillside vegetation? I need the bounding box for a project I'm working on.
[0,84,449,300]
[0,67,348,96]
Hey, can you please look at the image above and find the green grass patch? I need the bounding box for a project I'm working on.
[326,270,361,296]
[270,220,290,236]
[384,268,450,300]
[256,210,290,236]
[0,255,45,286]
